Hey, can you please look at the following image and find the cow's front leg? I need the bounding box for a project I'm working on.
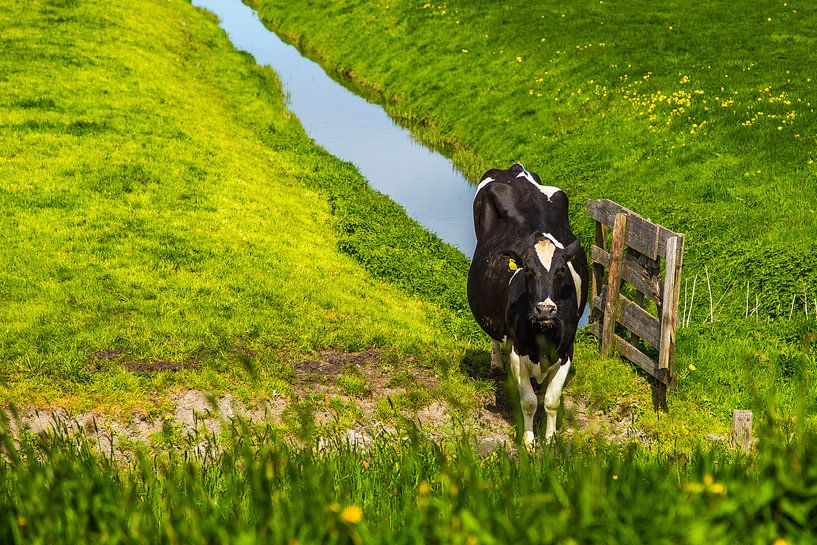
[490,340,504,371]
[509,347,537,447]
[543,357,572,441]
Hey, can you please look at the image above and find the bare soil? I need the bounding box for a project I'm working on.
[4,349,649,454]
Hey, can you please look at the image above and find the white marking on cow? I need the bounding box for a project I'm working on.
[516,169,537,185]
[509,267,524,285]
[567,261,582,310]
[543,357,572,441]
[541,232,564,249]
[534,239,556,271]
[539,185,562,200]
[514,168,562,202]
[473,176,495,199]
[541,297,556,309]
[510,347,538,448]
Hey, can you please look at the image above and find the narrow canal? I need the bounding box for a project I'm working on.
[191,0,590,326]
[192,0,478,256]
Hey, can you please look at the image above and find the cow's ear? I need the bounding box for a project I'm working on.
[565,237,582,260]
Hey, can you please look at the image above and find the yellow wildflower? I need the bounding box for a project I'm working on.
[340,505,363,524]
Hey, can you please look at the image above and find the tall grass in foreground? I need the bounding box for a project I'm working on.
[2,414,817,545]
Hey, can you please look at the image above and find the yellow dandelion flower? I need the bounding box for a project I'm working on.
[688,364,697,371]
[418,482,431,495]
[516,56,523,62]
[709,483,727,495]
[340,505,363,524]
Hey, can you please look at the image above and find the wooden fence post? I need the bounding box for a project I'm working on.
[731,410,753,451]
[601,213,628,359]
[658,235,684,386]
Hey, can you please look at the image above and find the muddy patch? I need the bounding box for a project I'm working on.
[4,349,650,455]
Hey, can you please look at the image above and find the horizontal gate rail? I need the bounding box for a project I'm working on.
[587,199,685,403]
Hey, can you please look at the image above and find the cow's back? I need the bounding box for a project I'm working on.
[467,164,576,341]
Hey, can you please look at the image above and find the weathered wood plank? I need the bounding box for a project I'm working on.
[589,323,663,383]
[659,236,682,371]
[590,245,661,303]
[592,294,661,349]
[601,213,628,359]
[587,199,679,260]
[590,220,607,323]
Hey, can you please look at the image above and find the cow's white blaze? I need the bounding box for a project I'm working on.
[567,261,582,310]
[541,232,564,249]
[544,357,572,441]
[541,297,557,310]
[534,239,556,271]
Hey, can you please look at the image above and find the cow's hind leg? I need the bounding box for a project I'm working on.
[490,340,504,371]
[509,347,537,448]
[543,357,572,441]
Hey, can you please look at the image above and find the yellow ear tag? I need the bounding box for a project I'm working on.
[508,258,518,271]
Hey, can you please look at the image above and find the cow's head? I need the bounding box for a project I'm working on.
[507,234,583,331]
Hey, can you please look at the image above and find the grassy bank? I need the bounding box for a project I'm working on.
[249,0,817,434]
[3,418,817,544]
[0,0,480,416]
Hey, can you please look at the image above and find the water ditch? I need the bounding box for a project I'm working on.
[192,0,478,256]
[192,0,589,326]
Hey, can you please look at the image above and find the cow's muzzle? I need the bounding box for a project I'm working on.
[532,301,558,326]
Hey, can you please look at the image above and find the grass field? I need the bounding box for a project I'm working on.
[3,0,817,541]
[248,0,817,432]
[0,0,481,419]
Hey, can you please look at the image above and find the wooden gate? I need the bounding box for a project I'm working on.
[586,200,685,402]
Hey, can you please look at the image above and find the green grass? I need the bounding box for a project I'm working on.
[0,0,480,415]
[1,0,815,449]
[3,415,817,544]
[248,0,817,437]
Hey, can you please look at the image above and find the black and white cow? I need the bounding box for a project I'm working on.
[467,163,589,445]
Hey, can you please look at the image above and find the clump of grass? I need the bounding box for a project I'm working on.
[337,365,371,398]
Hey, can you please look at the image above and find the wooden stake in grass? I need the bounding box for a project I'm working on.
[745,281,749,318]
[732,410,753,451]
[790,294,797,320]
[704,265,714,323]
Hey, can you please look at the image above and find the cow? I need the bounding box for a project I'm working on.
[467,163,588,446]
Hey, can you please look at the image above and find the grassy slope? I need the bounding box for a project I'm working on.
[0,0,482,415]
[249,0,817,435]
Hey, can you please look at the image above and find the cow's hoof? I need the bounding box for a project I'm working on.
[523,431,536,450]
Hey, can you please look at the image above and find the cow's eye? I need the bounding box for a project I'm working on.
[560,284,574,300]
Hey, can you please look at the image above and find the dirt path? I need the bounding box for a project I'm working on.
[4,350,650,454]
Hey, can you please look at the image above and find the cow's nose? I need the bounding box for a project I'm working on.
[535,302,558,320]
